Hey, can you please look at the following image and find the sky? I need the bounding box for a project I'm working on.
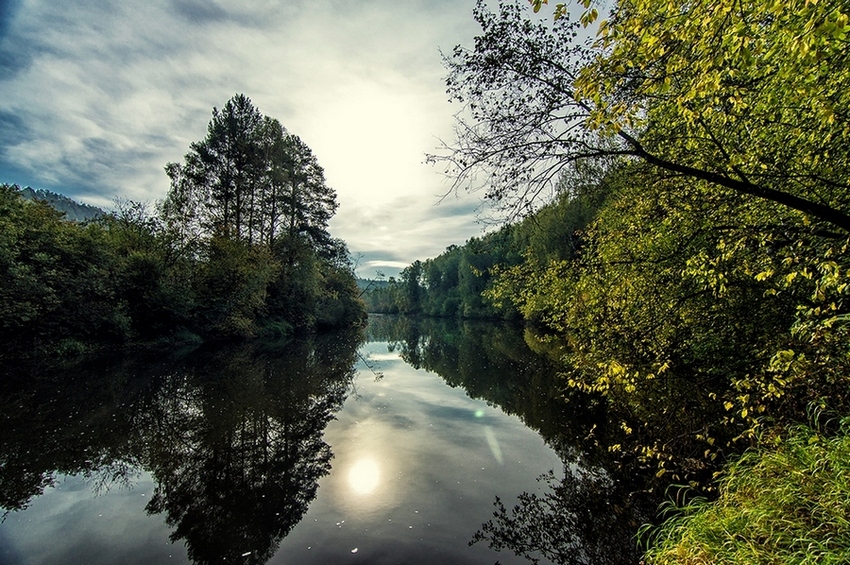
[0,0,498,278]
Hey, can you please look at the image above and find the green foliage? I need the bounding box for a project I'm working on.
[315,264,365,328]
[161,94,364,336]
[433,0,850,492]
[163,94,338,251]
[0,95,364,354]
[367,0,850,560]
[644,418,850,565]
[579,0,850,157]
[485,160,850,484]
[362,237,508,319]
[364,169,610,320]
[360,276,404,315]
[442,0,850,234]
[195,236,280,338]
[0,184,130,350]
[106,200,195,337]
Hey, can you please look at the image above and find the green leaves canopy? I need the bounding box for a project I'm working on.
[440,0,850,231]
[163,94,338,252]
[579,0,850,231]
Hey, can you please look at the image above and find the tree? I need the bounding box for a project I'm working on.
[277,133,338,254]
[163,94,338,253]
[106,199,193,337]
[435,0,850,232]
[400,260,423,313]
[254,117,338,252]
[160,95,359,334]
[168,93,264,239]
[0,185,130,350]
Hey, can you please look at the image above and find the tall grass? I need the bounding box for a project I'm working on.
[644,417,850,565]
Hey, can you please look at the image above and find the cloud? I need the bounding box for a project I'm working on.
[170,0,229,24]
[0,0,488,270]
[0,110,28,152]
[0,0,22,39]
[366,260,410,269]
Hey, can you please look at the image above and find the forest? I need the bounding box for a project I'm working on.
[1,94,365,356]
[363,1,850,563]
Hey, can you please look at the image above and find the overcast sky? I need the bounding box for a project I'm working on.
[0,0,501,278]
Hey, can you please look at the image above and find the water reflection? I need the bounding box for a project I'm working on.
[470,468,644,565]
[369,315,652,565]
[2,317,659,565]
[0,329,362,564]
[483,427,504,465]
[347,459,380,494]
[137,337,360,564]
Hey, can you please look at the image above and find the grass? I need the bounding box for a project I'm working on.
[643,416,850,565]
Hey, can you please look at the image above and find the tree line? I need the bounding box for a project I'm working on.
[1,94,365,355]
[362,160,609,319]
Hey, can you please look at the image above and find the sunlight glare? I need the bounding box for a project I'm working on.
[348,459,381,495]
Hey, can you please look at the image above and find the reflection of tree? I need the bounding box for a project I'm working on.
[0,352,156,516]
[0,328,362,565]
[370,316,652,565]
[372,316,602,457]
[471,469,645,565]
[136,334,360,564]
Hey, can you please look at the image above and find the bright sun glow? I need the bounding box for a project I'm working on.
[348,459,381,495]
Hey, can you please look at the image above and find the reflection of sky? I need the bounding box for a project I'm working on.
[0,340,563,565]
[0,471,189,565]
[273,341,563,564]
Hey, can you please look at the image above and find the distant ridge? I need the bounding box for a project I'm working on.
[356,278,390,291]
[18,186,104,222]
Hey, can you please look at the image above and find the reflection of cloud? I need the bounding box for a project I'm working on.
[286,339,566,563]
[369,352,401,362]
[0,472,181,563]
[484,426,504,465]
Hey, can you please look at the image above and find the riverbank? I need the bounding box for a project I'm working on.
[644,416,850,564]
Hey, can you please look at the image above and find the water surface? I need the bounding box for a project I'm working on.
[0,317,648,564]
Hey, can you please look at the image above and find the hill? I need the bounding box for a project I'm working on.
[18,186,103,222]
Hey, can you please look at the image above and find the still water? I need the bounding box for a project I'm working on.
[0,317,648,564]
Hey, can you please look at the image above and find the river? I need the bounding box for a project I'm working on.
[0,316,652,564]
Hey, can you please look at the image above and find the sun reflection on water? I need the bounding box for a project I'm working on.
[348,458,381,495]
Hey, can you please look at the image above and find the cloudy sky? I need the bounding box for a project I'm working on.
[0,0,503,278]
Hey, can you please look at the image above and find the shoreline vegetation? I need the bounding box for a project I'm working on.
[363,0,850,562]
[1,95,366,359]
[644,415,850,564]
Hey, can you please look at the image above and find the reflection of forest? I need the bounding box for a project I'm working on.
[0,328,362,564]
[368,315,650,565]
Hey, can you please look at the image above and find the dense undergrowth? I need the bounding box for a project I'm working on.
[644,416,850,565]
